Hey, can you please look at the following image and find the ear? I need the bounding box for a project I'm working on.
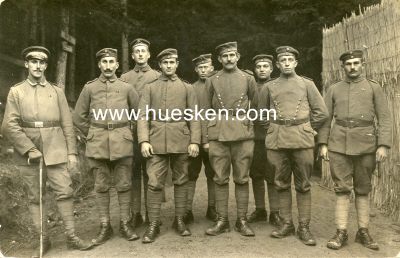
[115,62,120,70]
[217,56,222,64]
[176,60,179,68]
[24,61,29,69]
[236,52,241,61]
[293,59,298,68]
[210,65,214,72]
[98,61,101,69]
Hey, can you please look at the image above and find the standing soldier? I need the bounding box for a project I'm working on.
[258,46,328,246]
[247,54,282,227]
[183,54,217,224]
[1,46,93,257]
[204,42,257,237]
[319,50,391,250]
[138,48,201,243]
[120,38,160,226]
[73,48,140,245]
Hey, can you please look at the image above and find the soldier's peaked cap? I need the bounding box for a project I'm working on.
[276,46,299,58]
[21,46,50,61]
[157,48,178,61]
[130,38,150,49]
[215,42,238,55]
[96,48,118,60]
[252,54,273,64]
[339,49,364,62]
[192,54,212,66]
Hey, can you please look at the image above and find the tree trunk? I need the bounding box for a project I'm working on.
[29,0,38,44]
[67,9,76,103]
[121,0,129,73]
[55,7,69,91]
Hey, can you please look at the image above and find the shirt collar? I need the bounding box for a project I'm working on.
[344,74,365,83]
[134,64,151,72]
[99,74,117,82]
[159,74,178,81]
[27,77,47,87]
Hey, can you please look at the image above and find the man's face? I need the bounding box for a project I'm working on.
[159,58,178,76]
[195,62,214,80]
[342,57,364,79]
[218,51,239,71]
[132,45,150,66]
[255,61,272,80]
[98,56,119,78]
[276,55,297,75]
[25,58,47,79]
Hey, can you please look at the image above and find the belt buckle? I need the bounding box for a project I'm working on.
[107,122,114,130]
[347,120,356,128]
[34,121,44,128]
[284,119,292,126]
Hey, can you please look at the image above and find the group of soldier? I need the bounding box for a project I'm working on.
[0,37,391,257]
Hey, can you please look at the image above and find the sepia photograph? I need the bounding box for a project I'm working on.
[0,0,399,257]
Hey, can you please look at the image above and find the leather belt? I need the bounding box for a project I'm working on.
[21,121,61,128]
[91,122,130,130]
[270,117,310,126]
[335,119,374,128]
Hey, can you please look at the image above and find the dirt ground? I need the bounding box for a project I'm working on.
[3,173,400,258]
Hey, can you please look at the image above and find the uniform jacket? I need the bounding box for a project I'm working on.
[120,64,160,98]
[73,74,140,160]
[193,78,210,144]
[1,79,76,165]
[254,79,270,141]
[318,76,392,155]
[137,74,201,154]
[258,73,328,149]
[204,68,258,142]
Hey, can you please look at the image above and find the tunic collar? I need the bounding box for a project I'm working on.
[99,74,117,82]
[133,64,151,72]
[159,74,178,81]
[344,74,365,83]
[27,77,47,87]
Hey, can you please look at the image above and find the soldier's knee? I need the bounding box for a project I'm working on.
[214,176,229,185]
[295,187,311,193]
[95,184,111,193]
[148,184,163,192]
[233,177,249,184]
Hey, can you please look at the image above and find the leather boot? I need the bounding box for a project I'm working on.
[120,221,139,241]
[31,236,51,258]
[271,221,295,238]
[172,216,191,236]
[247,209,267,223]
[205,217,230,236]
[66,234,94,250]
[142,220,161,244]
[327,229,348,250]
[269,211,283,227]
[130,212,144,228]
[355,228,379,250]
[234,218,255,237]
[92,222,113,246]
[183,210,194,224]
[144,211,149,224]
[206,206,218,222]
[297,221,316,246]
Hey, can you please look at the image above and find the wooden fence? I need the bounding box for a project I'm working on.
[321,0,400,221]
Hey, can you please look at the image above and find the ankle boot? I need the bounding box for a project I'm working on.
[66,234,94,250]
[269,211,283,227]
[142,220,161,244]
[327,229,348,250]
[120,221,139,241]
[183,210,194,224]
[172,216,191,236]
[355,228,379,250]
[271,221,295,238]
[297,221,316,246]
[206,206,218,222]
[31,236,51,258]
[92,222,113,246]
[234,217,255,236]
[247,209,267,223]
[205,217,230,236]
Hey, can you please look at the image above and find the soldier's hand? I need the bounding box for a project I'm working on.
[319,144,329,161]
[27,148,42,164]
[188,144,199,157]
[376,146,388,162]
[202,143,209,152]
[141,142,154,158]
[67,154,79,173]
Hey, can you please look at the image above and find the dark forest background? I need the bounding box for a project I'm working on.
[0,0,379,104]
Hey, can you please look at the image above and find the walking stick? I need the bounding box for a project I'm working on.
[39,157,44,258]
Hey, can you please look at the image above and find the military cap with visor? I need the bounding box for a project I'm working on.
[339,49,364,62]
[96,48,118,60]
[157,48,178,61]
[215,41,238,55]
[252,54,273,65]
[276,46,299,59]
[21,46,50,61]
[130,38,150,49]
[192,53,212,66]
